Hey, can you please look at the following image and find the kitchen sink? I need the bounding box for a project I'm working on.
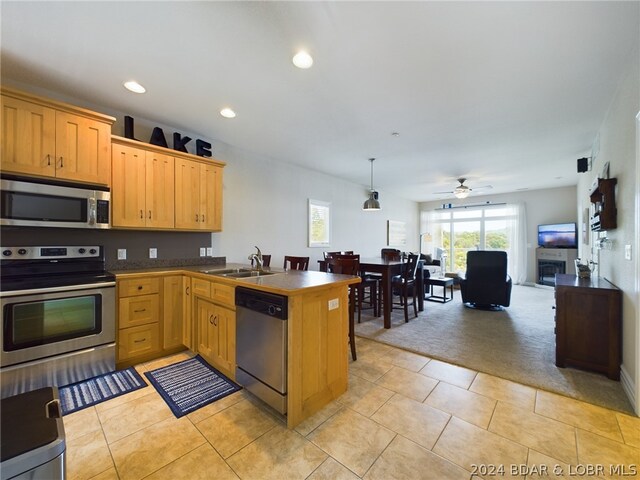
[223,271,278,278]
[202,268,278,278]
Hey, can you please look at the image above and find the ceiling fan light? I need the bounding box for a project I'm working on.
[454,190,470,199]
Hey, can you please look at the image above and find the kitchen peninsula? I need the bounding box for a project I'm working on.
[113,264,360,428]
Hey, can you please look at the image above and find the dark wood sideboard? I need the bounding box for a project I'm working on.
[554,274,622,380]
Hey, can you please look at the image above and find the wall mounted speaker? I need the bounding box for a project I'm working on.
[577,157,589,173]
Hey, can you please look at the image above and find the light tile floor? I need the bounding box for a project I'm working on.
[63,338,640,480]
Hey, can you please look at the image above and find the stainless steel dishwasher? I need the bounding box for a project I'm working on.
[235,287,288,414]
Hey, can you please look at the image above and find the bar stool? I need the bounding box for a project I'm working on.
[326,256,359,361]
[283,256,309,271]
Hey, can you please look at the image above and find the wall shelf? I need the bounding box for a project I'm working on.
[589,178,617,231]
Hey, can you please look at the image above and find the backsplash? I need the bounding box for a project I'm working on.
[0,227,219,268]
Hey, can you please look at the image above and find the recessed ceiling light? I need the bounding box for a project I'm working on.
[292,51,313,69]
[391,132,400,137]
[123,81,146,94]
[220,108,236,118]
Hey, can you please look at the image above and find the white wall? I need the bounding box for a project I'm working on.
[576,45,639,411]
[211,142,419,268]
[420,186,578,284]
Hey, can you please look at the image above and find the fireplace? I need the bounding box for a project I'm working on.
[537,260,565,286]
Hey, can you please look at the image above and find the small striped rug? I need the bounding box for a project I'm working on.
[59,367,147,415]
[145,355,241,418]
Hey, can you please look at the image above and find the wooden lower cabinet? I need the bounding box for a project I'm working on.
[118,323,160,361]
[116,274,188,367]
[196,296,236,379]
[554,274,622,380]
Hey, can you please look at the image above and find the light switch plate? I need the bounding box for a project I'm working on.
[117,249,127,260]
[625,244,632,260]
[149,248,157,259]
[199,247,206,257]
[206,247,213,256]
[328,299,339,310]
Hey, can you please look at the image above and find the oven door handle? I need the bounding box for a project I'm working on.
[0,281,116,297]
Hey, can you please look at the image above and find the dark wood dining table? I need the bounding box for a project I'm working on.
[318,257,424,329]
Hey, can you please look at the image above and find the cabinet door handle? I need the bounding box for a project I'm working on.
[137,285,143,290]
[201,214,205,222]
[186,286,190,295]
[133,338,146,343]
[59,156,63,168]
[140,210,143,219]
[134,308,146,313]
[195,213,199,222]
[148,210,152,219]
[209,314,214,324]
[213,315,218,327]
[46,154,51,166]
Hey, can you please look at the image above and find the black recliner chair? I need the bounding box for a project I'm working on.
[460,250,512,310]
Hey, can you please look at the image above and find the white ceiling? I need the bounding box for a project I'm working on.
[1,1,637,202]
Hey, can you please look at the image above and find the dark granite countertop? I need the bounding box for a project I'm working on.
[112,262,360,295]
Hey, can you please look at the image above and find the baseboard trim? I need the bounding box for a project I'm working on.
[620,364,637,415]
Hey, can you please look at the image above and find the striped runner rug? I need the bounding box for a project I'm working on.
[144,355,241,418]
[59,367,147,415]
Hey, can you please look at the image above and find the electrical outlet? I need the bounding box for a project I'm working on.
[206,247,213,256]
[149,248,157,259]
[117,249,127,260]
[625,244,632,261]
[328,299,339,310]
[199,247,206,257]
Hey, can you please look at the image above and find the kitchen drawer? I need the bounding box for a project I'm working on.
[119,277,161,297]
[192,278,211,297]
[119,294,160,328]
[118,323,160,361]
[211,281,235,308]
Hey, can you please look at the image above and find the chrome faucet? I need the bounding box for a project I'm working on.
[248,246,263,271]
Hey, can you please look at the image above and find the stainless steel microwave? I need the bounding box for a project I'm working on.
[0,177,110,229]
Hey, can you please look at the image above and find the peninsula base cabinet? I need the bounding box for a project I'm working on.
[554,274,622,380]
[196,297,236,379]
[192,278,236,379]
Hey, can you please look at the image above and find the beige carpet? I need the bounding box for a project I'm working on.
[355,285,634,414]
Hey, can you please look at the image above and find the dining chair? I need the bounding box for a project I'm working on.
[323,251,354,259]
[250,254,271,268]
[283,256,309,271]
[391,253,420,322]
[330,254,379,321]
[381,248,402,261]
[326,256,359,361]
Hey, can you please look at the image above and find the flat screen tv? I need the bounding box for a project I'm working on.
[538,223,577,248]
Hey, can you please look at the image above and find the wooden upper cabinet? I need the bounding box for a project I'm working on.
[55,111,111,184]
[201,163,223,231]
[112,142,146,227]
[1,95,56,177]
[1,87,114,185]
[145,151,175,229]
[175,157,223,231]
[175,157,201,229]
[111,139,175,229]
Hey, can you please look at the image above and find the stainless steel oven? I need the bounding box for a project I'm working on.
[0,175,110,229]
[0,246,115,398]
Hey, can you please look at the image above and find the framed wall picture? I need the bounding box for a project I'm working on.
[387,220,407,247]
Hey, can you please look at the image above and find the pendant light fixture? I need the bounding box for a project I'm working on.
[363,158,381,211]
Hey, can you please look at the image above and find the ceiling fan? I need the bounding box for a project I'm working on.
[433,178,493,199]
